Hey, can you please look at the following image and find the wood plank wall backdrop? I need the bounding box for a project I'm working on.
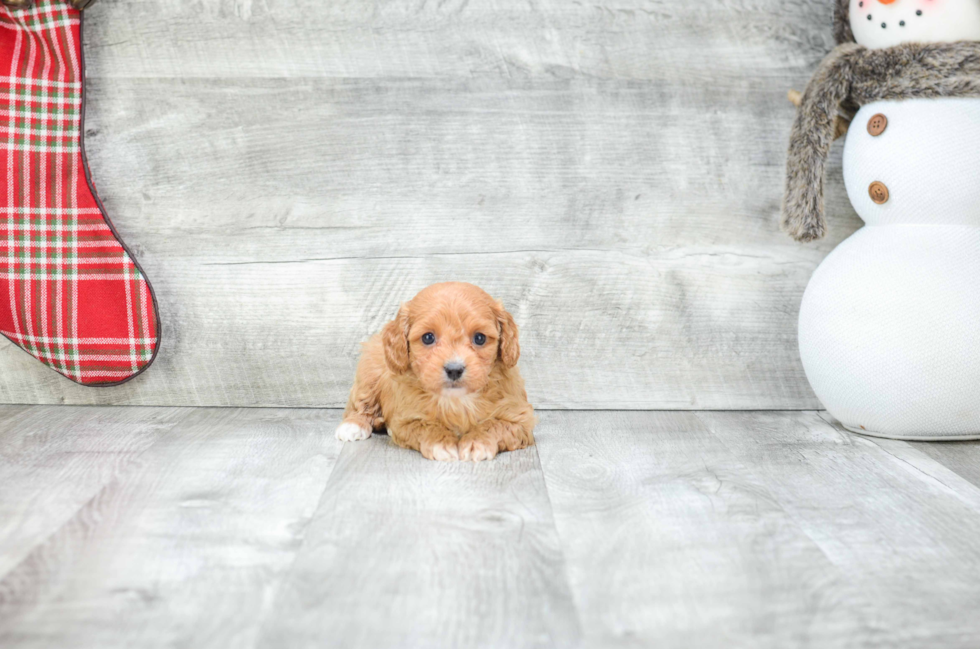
[0,0,862,408]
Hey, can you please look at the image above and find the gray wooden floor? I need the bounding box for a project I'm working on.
[3,406,980,648]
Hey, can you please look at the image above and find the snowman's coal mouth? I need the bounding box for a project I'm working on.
[858,0,924,30]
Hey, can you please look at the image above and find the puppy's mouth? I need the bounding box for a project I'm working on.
[441,383,469,397]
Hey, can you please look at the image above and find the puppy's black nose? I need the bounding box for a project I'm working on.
[444,361,465,382]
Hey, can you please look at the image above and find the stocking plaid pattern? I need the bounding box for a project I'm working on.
[0,0,159,385]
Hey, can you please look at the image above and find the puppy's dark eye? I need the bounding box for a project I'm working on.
[473,332,487,346]
[421,332,436,345]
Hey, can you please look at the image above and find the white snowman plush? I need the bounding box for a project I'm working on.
[783,0,980,439]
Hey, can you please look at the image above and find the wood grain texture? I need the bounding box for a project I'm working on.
[0,406,187,580]
[0,407,343,649]
[4,406,980,647]
[82,0,836,81]
[819,411,980,494]
[906,441,980,491]
[697,411,980,649]
[258,433,580,649]
[535,410,870,649]
[0,0,860,408]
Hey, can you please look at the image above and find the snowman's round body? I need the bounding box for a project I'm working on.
[799,97,980,438]
[796,0,980,439]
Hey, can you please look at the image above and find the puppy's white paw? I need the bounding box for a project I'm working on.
[459,436,498,462]
[336,421,372,442]
[421,438,459,462]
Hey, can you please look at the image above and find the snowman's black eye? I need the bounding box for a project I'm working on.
[916,9,922,15]
[473,332,487,346]
[859,1,863,5]
[421,332,436,345]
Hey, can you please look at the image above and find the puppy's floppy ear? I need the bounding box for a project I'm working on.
[382,303,411,373]
[493,301,520,368]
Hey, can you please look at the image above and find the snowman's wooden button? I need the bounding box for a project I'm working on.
[867,113,888,136]
[869,181,889,204]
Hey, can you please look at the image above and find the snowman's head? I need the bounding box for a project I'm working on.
[844,0,980,48]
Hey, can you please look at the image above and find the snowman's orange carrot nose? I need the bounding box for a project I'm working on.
[877,0,898,4]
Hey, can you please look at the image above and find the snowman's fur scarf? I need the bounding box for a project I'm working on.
[834,0,854,45]
[782,40,980,242]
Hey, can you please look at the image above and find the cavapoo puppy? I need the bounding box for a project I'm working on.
[335,282,536,461]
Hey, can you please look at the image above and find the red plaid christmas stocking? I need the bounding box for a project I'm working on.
[0,0,160,385]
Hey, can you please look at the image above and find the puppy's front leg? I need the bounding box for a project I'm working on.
[336,384,381,442]
[388,419,460,462]
[336,345,386,442]
[459,419,535,462]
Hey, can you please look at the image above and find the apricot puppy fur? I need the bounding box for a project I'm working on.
[335,282,536,461]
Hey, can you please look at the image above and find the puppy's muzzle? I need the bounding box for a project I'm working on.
[444,360,466,383]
